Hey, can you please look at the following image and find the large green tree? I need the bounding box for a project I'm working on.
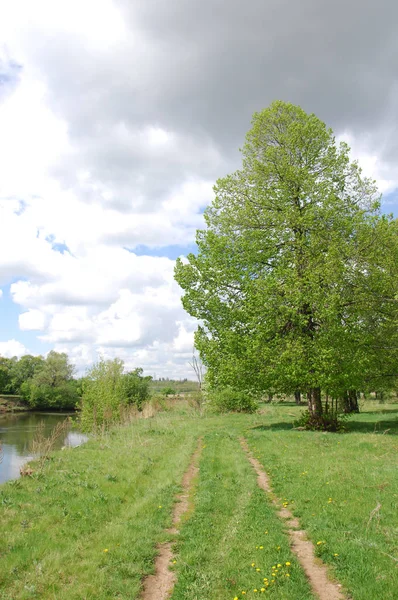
[175,101,398,423]
[21,351,79,410]
[9,354,45,394]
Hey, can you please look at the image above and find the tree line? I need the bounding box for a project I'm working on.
[0,352,152,418]
[175,101,398,430]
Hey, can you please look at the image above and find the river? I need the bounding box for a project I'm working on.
[0,412,87,484]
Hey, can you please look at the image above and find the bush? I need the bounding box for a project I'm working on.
[122,369,152,410]
[80,360,152,431]
[161,386,177,397]
[207,387,258,414]
[294,409,348,432]
[20,380,79,410]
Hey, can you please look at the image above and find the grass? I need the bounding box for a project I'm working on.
[0,401,397,599]
[171,429,315,599]
[246,402,398,600]
[0,413,201,599]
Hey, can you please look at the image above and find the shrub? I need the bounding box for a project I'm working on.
[294,409,349,432]
[207,387,258,414]
[80,360,152,431]
[161,386,177,397]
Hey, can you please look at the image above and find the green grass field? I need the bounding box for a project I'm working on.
[1,402,397,599]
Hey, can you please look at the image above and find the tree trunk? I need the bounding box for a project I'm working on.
[267,393,273,403]
[307,387,322,417]
[342,389,359,413]
[294,390,301,405]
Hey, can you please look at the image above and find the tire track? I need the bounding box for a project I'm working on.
[141,438,202,600]
[240,437,345,600]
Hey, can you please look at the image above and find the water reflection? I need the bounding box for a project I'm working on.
[0,412,87,484]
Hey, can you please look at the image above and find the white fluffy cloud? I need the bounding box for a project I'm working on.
[0,340,29,358]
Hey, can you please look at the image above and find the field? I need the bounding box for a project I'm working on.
[0,401,397,599]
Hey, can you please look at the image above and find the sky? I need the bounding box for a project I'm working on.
[0,0,398,378]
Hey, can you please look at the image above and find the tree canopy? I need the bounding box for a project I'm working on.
[175,101,398,424]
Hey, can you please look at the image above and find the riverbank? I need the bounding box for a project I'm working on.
[0,394,29,413]
[0,402,397,599]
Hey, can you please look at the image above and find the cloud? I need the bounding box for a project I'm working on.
[0,339,29,358]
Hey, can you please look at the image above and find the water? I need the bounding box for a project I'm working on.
[0,412,87,484]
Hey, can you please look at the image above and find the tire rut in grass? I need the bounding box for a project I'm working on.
[240,438,345,600]
[140,438,202,600]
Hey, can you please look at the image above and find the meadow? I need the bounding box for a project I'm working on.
[0,401,397,599]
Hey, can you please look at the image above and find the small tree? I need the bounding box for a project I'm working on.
[21,351,78,410]
[122,368,152,409]
[80,359,151,430]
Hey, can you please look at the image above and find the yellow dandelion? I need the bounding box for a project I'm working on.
[254,590,258,593]
[277,563,282,567]
[259,546,263,550]
[285,561,291,566]
[256,568,261,572]
[158,505,162,509]
[261,589,265,593]
[285,573,290,577]
[103,549,109,552]
[334,553,339,557]
[251,562,256,567]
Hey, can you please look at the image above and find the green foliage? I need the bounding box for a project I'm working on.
[175,101,398,424]
[122,368,152,409]
[8,355,45,394]
[19,352,79,410]
[0,357,13,393]
[207,387,258,413]
[80,359,151,430]
[161,386,177,397]
[20,380,79,410]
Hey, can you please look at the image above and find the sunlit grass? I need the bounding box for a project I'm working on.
[246,403,398,600]
[1,401,397,599]
[171,429,314,600]
[0,413,200,599]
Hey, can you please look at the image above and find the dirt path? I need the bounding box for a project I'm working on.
[240,438,345,600]
[141,439,202,600]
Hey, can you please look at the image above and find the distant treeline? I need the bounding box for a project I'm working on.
[0,353,152,413]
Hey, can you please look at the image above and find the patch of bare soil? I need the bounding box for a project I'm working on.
[141,439,202,600]
[240,438,345,600]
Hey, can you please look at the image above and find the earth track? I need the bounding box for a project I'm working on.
[240,437,345,600]
[140,438,202,600]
